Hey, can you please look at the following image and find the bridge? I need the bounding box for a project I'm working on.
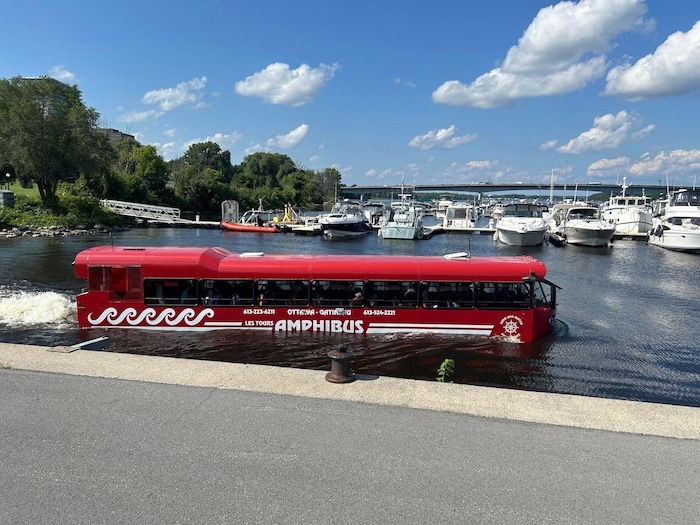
[340,182,665,200]
[100,199,184,222]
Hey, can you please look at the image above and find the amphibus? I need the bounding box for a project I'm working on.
[74,246,559,343]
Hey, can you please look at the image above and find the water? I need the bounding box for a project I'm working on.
[1,222,699,407]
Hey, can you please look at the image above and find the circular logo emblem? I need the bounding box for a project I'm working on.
[500,314,524,336]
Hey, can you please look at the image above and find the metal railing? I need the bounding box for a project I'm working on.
[100,199,181,222]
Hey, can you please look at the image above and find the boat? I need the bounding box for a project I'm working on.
[362,201,387,226]
[647,188,700,252]
[494,203,549,246]
[220,202,280,233]
[489,202,505,220]
[318,199,372,239]
[599,177,653,235]
[380,197,424,240]
[442,202,477,230]
[548,203,615,247]
[73,246,560,343]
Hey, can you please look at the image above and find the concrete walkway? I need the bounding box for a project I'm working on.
[1,342,698,440]
[1,342,699,524]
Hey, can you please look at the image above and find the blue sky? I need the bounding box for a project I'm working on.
[3,0,700,188]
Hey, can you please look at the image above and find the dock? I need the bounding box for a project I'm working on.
[423,225,496,237]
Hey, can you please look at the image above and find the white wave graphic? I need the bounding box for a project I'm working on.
[0,291,76,328]
[87,307,215,327]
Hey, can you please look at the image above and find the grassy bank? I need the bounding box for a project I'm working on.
[0,184,125,230]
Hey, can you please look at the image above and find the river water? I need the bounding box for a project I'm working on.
[1,221,699,407]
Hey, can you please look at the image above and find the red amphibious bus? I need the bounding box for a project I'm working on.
[74,246,559,343]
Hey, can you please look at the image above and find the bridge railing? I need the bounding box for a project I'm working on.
[100,199,181,222]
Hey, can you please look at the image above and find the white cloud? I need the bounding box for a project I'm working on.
[154,142,178,160]
[49,65,77,83]
[164,128,177,138]
[587,156,630,174]
[539,139,560,151]
[235,63,339,106]
[408,125,478,150]
[555,110,654,154]
[265,124,309,149]
[117,109,163,123]
[604,20,700,100]
[394,77,416,88]
[183,132,243,152]
[142,77,207,111]
[628,149,700,177]
[432,0,649,108]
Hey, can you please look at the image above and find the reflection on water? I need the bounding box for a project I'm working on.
[1,225,699,407]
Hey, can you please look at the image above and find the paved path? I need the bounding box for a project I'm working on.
[1,342,699,524]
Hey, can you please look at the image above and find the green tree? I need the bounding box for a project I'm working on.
[316,167,342,202]
[0,76,110,205]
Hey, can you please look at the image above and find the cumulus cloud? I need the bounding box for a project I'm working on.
[553,110,654,154]
[142,77,207,111]
[408,125,478,151]
[604,20,700,100]
[49,65,77,83]
[183,132,243,152]
[235,63,339,106]
[265,124,309,149]
[628,149,700,177]
[587,155,630,175]
[117,109,163,123]
[432,0,649,108]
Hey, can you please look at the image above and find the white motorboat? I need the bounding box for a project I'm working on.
[648,188,700,252]
[380,201,424,240]
[362,201,386,226]
[494,203,549,246]
[600,177,653,235]
[548,203,615,247]
[442,202,477,230]
[318,200,372,239]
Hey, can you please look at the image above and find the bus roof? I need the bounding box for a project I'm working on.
[74,245,549,282]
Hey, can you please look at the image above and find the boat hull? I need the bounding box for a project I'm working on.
[602,209,653,235]
[319,221,372,238]
[560,224,615,246]
[648,223,700,252]
[380,224,422,240]
[496,226,547,246]
[220,221,279,233]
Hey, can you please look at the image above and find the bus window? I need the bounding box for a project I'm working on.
[313,280,364,306]
[255,279,309,306]
[365,280,417,307]
[421,281,474,309]
[144,279,198,306]
[533,281,552,308]
[477,282,530,309]
[200,279,255,306]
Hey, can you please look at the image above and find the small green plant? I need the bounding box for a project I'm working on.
[436,358,455,383]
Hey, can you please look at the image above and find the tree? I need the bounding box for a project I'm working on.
[0,76,111,205]
[316,167,342,202]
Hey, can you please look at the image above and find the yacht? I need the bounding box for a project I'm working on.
[600,178,653,235]
[442,202,477,230]
[494,203,549,246]
[380,197,424,240]
[548,203,615,247]
[362,201,387,226]
[318,200,372,239]
[648,188,700,252]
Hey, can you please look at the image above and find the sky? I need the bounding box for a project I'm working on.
[2,0,700,189]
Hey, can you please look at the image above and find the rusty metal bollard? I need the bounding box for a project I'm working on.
[325,344,356,383]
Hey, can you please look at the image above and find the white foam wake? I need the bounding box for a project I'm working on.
[0,290,76,328]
